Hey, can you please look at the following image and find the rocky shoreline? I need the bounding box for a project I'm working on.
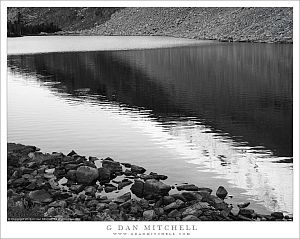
[7,143,292,221]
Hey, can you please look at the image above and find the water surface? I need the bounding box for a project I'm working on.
[7,36,293,215]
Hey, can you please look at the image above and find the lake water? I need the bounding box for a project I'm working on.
[7,36,293,215]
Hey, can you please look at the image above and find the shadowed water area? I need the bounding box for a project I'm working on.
[7,36,293,215]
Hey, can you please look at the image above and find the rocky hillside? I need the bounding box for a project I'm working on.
[8,7,293,43]
[86,7,293,43]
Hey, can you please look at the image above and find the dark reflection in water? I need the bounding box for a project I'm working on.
[8,42,293,157]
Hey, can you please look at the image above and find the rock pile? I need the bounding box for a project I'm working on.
[7,143,293,221]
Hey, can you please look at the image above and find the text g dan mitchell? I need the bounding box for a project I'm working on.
[106,224,198,231]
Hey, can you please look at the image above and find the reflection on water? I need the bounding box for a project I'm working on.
[8,41,293,214]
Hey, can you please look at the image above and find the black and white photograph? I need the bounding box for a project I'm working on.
[1,1,299,238]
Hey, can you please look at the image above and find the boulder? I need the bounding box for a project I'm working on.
[171,193,187,202]
[32,152,62,165]
[271,212,284,219]
[140,174,155,180]
[181,191,203,201]
[154,207,164,216]
[168,209,181,218]
[66,170,77,181]
[104,184,117,193]
[53,167,66,179]
[216,186,228,199]
[118,180,133,190]
[163,196,175,205]
[96,203,108,211]
[138,199,150,209]
[115,192,131,203]
[206,195,228,210]
[237,202,250,209]
[84,186,97,196]
[48,200,67,208]
[86,199,99,208]
[177,184,199,191]
[26,181,37,190]
[44,207,57,217]
[88,156,99,162]
[131,165,146,174]
[157,175,168,180]
[48,178,60,190]
[124,169,132,176]
[239,208,255,217]
[29,189,53,203]
[130,180,144,198]
[65,163,82,171]
[20,167,35,174]
[8,143,37,155]
[76,166,99,185]
[143,210,156,220]
[182,215,200,221]
[98,167,111,183]
[143,179,171,197]
[231,205,240,216]
[198,187,213,196]
[130,202,143,215]
[102,160,122,174]
[108,202,119,210]
[51,191,72,200]
[121,162,131,168]
[163,199,185,211]
[182,202,210,217]
[119,200,132,209]
[69,184,85,193]
[67,150,77,157]
[149,172,168,180]
[12,178,28,187]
